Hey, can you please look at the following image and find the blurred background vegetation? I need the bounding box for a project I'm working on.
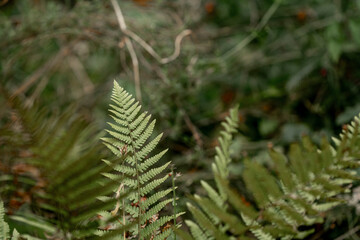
[1,0,360,238]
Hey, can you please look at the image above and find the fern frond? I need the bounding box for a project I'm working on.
[0,201,10,239]
[185,220,207,240]
[11,229,19,240]
[181,111,360,240]
[182,107,239,239]
[193,195,246,235]
[0,92,119,238]
[102,81,181,239]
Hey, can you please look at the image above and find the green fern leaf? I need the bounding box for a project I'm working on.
[193,195,246,235]
[11,229,19,240]
[102,81,180,239]
[185,220,207,240]
[0,201,10,240]
[184,107,243,239]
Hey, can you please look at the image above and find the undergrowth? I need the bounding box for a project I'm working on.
[1,82,360,239]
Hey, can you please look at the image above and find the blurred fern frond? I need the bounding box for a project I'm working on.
[0,90,123,239]
[179,110,360,240]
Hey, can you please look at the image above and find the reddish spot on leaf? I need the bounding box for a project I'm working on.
[205,2,215,14]
[261,103,273,113]
[296,10,307,22]
[9,198,22,210]
[161,222,172,232]
[320,68,327,77]
[240,195,251,207]
[131,196,147,208]
[221,89,236,105]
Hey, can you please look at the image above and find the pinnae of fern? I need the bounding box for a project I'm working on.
[171,164,177,240]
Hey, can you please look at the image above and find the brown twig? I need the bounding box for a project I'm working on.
[11,45,71,98]
[120,45,132,77]
[111,183,124,217]
[67,55,94,95]
[110,0,191,101]
[222,0,282,59]
[109,3,191,65]
[125,28,192,64]
[182,110,203,147]
[25,76,49,108]
[124,38,141,101]
[111,0,142,102]
[334,225,360,240]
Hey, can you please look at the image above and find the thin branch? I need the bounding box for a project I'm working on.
[11,45,70,97]
[111,0,191,65]
[256,0,281,30]
[111,183,124,217]
[25,76,49,108]
[111,0,142,102]
[111,0,192,102]
[183,110,203,147]
[222,0,282,59]
[125,28,191,64]
[124,37,141,102]
[335,225,360,240]
[119,43,132,77]
[67,55,94,95]
[137,49,171,85]
[222,32,257,60]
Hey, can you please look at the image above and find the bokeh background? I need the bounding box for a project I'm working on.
[1,0,360,238]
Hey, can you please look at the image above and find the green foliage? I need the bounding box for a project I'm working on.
[0,201,10,239]
[0,201,21,240]
[177,107,244,239]
[179,110,360,239]
[0,91,121,239]
[1,0,360,238]
[100,81,182,239]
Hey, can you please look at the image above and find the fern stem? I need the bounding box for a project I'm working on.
[128,131,142,239]
[171,165,177,240]
[122,182,126,240]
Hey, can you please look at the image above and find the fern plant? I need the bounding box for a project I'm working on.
[178,110,360,240]
[0,201,20,240]
[0,89,122,239]
[176,106,244,240]
[99,81,183,239]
